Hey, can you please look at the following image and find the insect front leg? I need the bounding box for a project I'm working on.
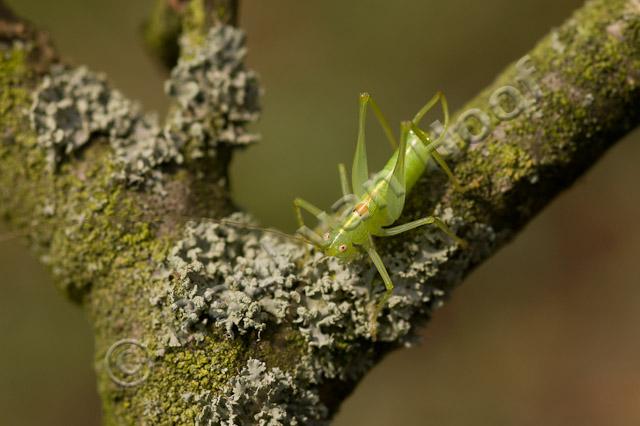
[293,197,333,247]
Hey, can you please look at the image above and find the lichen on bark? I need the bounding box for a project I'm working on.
[0,0,639,424]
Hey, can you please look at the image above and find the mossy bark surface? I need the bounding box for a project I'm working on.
[0,0,639,424]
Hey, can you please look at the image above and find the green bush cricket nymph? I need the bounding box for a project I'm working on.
[293,91,467,336]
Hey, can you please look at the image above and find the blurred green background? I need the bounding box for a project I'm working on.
[1,1,639,425]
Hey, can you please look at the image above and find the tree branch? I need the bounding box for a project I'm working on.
[0,0,638,423]
[143,0,239,70]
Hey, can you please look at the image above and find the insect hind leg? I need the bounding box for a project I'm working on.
[364,93,398,150]
[412,91,449,131]
[352,92,402,198]
[411,92,461,189]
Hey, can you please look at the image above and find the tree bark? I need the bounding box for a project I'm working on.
[0,0,638,423]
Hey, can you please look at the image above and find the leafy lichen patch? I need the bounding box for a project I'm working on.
[162,214,301,339]
[29,65,183,186]
[197,358,327,426]
[166,25,261,159]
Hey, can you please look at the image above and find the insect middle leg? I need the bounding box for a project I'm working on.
[333,164,359,221]
[377,215,467,247]
[337,163,351,197]
[364,235,394,339]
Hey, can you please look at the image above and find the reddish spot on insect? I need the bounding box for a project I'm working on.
[353,202,369,217]
[338,244,348,252]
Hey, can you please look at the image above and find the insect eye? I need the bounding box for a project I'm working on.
[338,244,347,252]
[323,232,330,241]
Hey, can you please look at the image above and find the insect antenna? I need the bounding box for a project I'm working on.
[184,216,314,246]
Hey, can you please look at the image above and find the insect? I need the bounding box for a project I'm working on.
[292,91,467,335]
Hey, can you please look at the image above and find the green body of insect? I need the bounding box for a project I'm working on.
[293,92,466,335]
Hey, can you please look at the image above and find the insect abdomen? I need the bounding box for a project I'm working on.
[379,132,432,194]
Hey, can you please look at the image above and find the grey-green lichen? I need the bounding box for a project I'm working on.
[29,24,259,189]
[165,24,261,158]
[197,358,327,425]
[30,65,182,186]
[162,214,300,339]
